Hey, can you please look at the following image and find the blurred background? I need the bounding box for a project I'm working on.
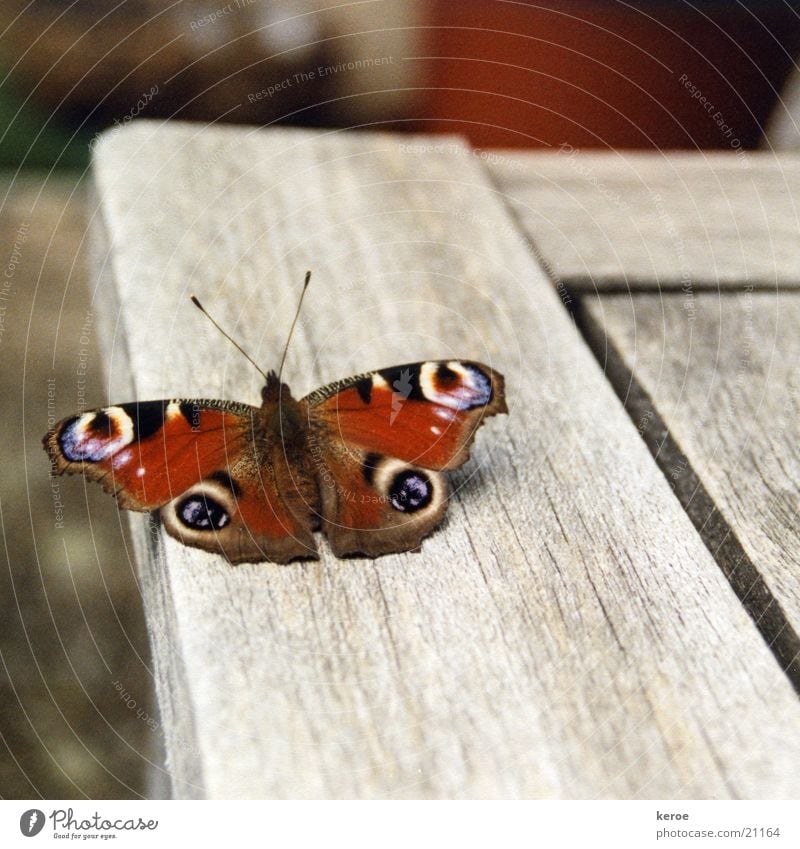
[3,0,800,799]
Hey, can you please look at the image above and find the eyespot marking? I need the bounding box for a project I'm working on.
[420,361,493,411]
[209,470,242,497]
[58,407,134,462]
[362,452,381,484]
[177,494,230,531]
[436,363,459,383]
[388,470,433,513]
[112,448,134,470]
[88,410,114,434]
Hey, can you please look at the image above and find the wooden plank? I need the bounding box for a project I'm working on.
[581,290,800,676]
[489,151,800,291]
[89,121,800,798]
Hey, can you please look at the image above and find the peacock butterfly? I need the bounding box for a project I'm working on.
[43,274,507,564]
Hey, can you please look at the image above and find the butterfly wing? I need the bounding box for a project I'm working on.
[303,360,506,557]
[43,400,318,564]
[304,360,507,470]
[43,360,506,563]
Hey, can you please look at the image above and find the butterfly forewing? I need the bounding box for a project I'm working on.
[303,360,507,470]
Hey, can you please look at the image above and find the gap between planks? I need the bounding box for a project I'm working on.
[573,299,800,693]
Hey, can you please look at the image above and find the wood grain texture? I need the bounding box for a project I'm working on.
[89,121,800,798]
[489,151,800,291]
[583,290,800,664]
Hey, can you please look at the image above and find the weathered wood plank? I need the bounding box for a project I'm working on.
[489,151,800,291]
[581,290,800,678]
[90,121,800,798]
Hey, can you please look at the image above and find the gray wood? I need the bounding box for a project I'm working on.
[489,151,800,291]
[583,290,800,656]
[90,121,800,798]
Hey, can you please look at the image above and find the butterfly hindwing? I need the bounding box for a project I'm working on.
[158,458,318,564]
[313,443,449,557]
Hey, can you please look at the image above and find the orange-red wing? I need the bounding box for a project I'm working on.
[44,398,319,563]
[44,399,255,509]
[312,444,449,558]
[304,360,507,470]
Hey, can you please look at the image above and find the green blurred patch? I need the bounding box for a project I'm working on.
[0,83,93,170]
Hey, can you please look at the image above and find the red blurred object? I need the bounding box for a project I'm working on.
[417,1,800,149]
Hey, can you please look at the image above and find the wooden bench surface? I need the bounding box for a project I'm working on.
[579,292,800,682]
[90,122,800,798]
[490,151,800,291]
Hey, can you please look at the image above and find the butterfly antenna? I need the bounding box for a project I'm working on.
[190,295,270,382]
[277,270,312,384]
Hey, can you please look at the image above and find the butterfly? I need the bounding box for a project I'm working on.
[43,274,507,564]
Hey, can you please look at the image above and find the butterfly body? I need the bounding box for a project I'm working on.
[44,360,507,564]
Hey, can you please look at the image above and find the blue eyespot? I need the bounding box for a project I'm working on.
[178,495,229,531]
[389,470,432,513]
